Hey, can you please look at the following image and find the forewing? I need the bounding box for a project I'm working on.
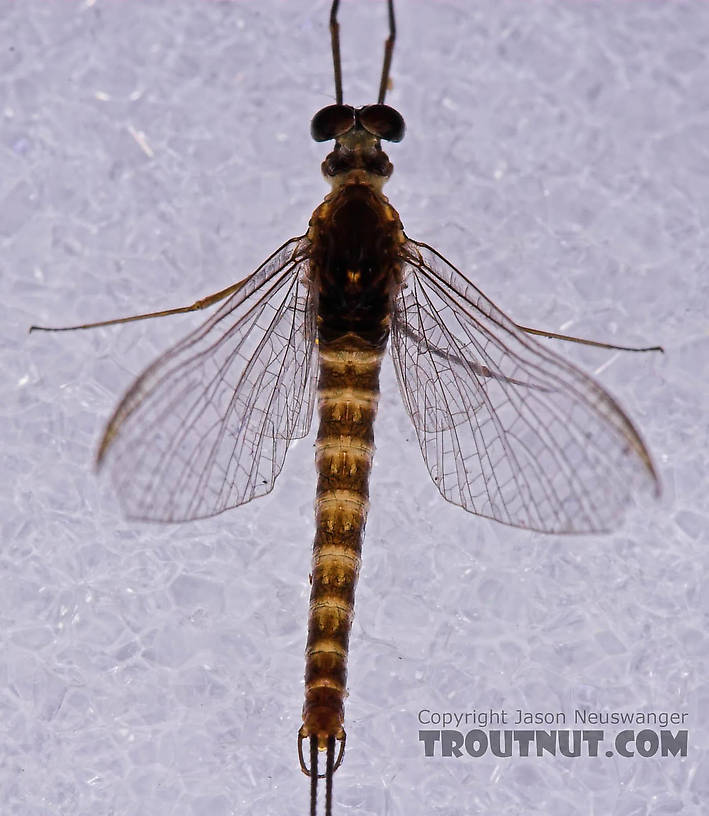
[391,239,658,534]
[98,237,318,522]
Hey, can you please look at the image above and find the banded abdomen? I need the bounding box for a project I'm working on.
[301,336,384,747]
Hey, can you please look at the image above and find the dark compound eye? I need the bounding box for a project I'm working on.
[311,105,357,142]
[357,104,405,142]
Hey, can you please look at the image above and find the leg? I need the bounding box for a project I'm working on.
[329,0,343,104]
[377,0,396,104]
[29,273,254,334]
[516,323,664,353]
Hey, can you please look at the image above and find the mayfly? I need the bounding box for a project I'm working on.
[32,1,661,813]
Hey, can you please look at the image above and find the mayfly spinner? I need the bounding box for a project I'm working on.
[32,1,661,813]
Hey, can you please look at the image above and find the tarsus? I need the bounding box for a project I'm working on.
[328,0,396,106]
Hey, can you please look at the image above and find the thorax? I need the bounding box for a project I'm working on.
[307,175,405,347]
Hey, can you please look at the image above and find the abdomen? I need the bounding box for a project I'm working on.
[301,334,384,747]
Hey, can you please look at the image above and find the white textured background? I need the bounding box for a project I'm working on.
[5,0,708,814]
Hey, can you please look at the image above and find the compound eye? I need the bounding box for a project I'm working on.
[357,104,405,142]
[311,105,356,142]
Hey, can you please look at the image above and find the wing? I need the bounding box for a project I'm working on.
[98,237,318,522]
[391,239,659,534]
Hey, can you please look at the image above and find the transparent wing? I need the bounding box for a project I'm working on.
[98,237,318,522]
[391,239,659,534]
